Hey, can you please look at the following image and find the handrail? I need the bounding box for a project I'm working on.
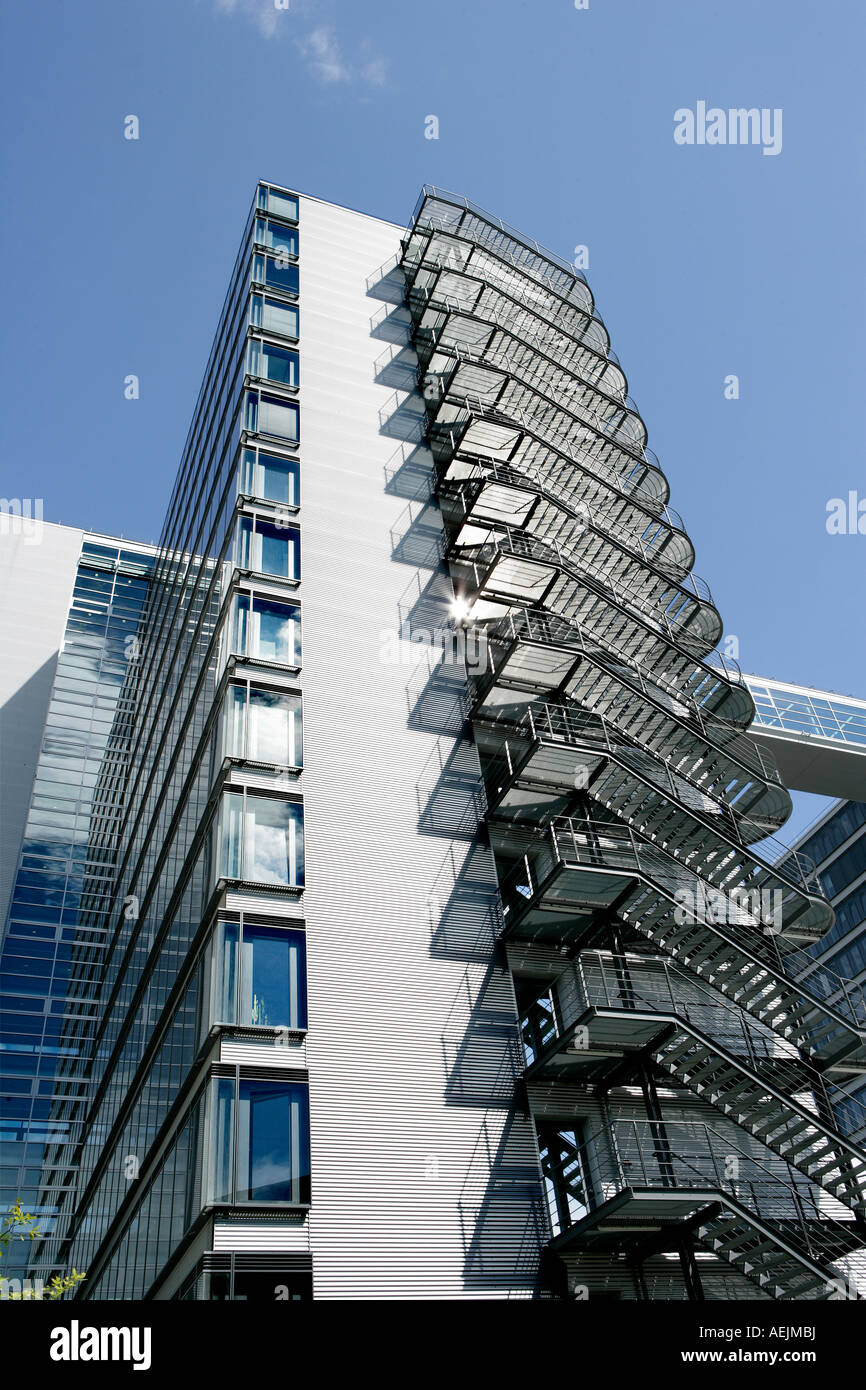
[417,295,639,450]
[486,700,814,879]
[480,606,760,759]
[435,345,659,491]
[490,653,783,815]
[453,521,723,676]
[525,949,866,1152]
[424,392,692,559]
[445,452,713,605]
[408,185,593,293]
[407,257,614,393]
[546,1116,866,1294]
[415,293,626,403]
[417,301,662,480]
[483,590,749,733]
[429,396,686,540]
[501,814,857,1028]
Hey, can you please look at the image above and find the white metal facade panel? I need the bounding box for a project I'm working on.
[213,1221,311,1253]
[0,521,83,938]
[292,195,544,1299]
[219,1039,308,1067]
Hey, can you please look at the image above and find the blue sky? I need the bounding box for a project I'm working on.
[1,0,863,836]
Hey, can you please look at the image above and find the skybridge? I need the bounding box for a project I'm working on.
[745,674,866,799]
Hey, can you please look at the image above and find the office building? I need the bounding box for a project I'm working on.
[1,184,864,1300]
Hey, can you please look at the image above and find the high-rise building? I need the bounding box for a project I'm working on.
[0,526,155,1283]
[1,184,864,1301]
[785,801,866,1147]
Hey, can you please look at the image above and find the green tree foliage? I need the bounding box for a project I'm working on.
[0,1201,86,1300]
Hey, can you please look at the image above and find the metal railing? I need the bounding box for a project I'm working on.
[448,340,648,457]
[499,815,858,1026]
[442,452,713,605]
[480,602,752,742]
[416,299,640,450]
[426,334,665,486]
[415,297,625,403]
[408,185,593,293]
[523,950,866,1147]
[482,700,810,866]
[481,604,759,742]
[428,402,687,545]
[544,1117,866,1296]
[406,258,613,389]
[451,522,722,672]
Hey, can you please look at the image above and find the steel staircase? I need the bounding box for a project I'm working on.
[479,698,786,846]
[521,952,866,1210]
[500,818,861,1060]
[440,464,718,650]
[432,412,696,578]
[399,186,866,1300]
[540,1120,865,1300]
[449,487,723,657]
[694,1206,863,1300]
[474,607,782,784]
[477,703,826,943]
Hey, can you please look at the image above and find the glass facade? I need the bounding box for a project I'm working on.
[5,183,313,1299]
[230,592,301,666]
[210,1075,310,1206]
[239,446,300,508]
[215,791,304,887]
[793,802,866,1139]
[221,684,303,767]
[0,541,153,1276]
[213,922,307,1030]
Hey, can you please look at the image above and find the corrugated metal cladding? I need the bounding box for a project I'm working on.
[294,195,547,1298]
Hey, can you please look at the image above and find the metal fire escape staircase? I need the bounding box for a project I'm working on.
[399,188,866,1298]
[521,950,866,1213]
[539,1119,866,1300]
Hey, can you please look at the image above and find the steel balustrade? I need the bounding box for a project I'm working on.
[450,523,724,674]
[440,453,714,605]
[399,188,866,1300]
[540,1118,866,1299]
[444,472,722,657]
[424,321,651,467]
[412,288,625,401]
[403,218,603,357]
[405,187,595,300]
[481,710,811,907]
[427,410,695,577]
[522,950,866,1212]
[474,606,755,745]
[497,816,859,1038]
[479,699,814,863]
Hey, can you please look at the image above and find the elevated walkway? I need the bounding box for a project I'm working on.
[745,676,866,798]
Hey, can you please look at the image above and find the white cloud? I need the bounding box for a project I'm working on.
[296,25,350,82]
[296,25,388,87]
[209,2,387,86]
[359,55,387,89]
[211,0,286,41]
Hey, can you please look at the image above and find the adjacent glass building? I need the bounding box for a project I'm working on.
[792,801,866,1146]
[0,533,154,1282]
[1,183,864,1300]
